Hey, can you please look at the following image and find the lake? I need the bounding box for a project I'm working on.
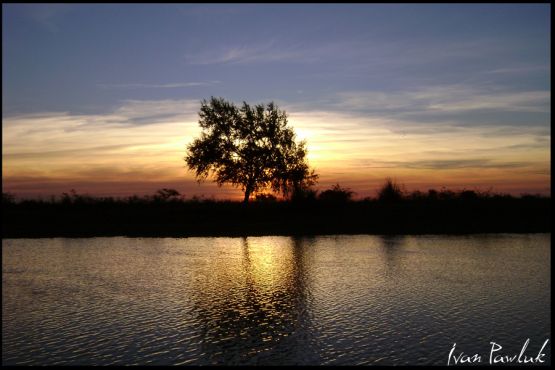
[2,234,551,365]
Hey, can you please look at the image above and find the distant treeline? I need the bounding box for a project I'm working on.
[2,180,550,238]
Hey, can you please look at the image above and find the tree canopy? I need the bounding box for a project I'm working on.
[185,97,317,203]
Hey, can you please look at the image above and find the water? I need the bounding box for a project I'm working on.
[2,234,551,365]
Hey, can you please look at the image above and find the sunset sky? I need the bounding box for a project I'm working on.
[2,4,551,199]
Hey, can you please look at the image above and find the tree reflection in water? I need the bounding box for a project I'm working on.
[188,236,318,365]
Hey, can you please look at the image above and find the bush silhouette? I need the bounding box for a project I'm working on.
[2,186,549,237]
[377,178,403,202]
[318,184,354,203]
[154,188,181,201]
[291,187,318,204]
[2,192,15,205]
[254,193,278,203]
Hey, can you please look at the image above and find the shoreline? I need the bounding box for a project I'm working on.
[3,198,550,239]
[2,230,551,239]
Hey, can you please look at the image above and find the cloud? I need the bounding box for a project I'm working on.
[333,86,550,115]
[111,99,200,125]
[97,81,221,89]
[2,99,203,188]
[282,105,549,196]
[425,90,550,113]
[185,42,311,65]
[183,36,512,68]
[3,176,243,200]
[484,65,550,75]
[283,88,550,144]
[290,85,549,136]
[357,159,531,170]
[183,39,385,66]
[2,97,551,198]
[2,144,133,160]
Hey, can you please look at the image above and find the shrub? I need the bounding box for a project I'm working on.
[154,188,181,201]
[255,193,278,203]
[318,184,354,203]
[2,192,15,205]
[291,187,318,203]
[377,178,403,202]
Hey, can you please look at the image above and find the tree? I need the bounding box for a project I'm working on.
[185,97,318,203]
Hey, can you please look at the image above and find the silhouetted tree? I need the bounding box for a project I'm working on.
[185,97,318,203]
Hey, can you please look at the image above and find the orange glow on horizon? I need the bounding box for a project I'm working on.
[2,105,551,199]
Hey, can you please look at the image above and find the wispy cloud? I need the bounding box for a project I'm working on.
[484,65,550,75]
[111,99,200,125]
[357,159,531,170]
[3,176,243,199]
[97,81,220,89]
[184,37,509,67]
[2,99,203,188]
[333,86,550,114]
[424,90,550,113]
[3,97,551,198]
[185,42,310,65]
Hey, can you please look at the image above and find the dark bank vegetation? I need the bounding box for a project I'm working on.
[2,179,550,238]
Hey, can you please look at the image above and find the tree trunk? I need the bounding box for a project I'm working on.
[243,188,251,204]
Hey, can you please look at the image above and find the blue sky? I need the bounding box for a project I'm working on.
[2,4,551,198]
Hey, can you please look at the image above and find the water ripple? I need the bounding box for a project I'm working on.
[2,234,551,365]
